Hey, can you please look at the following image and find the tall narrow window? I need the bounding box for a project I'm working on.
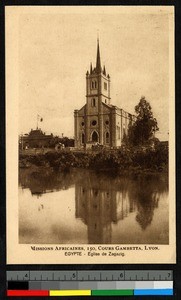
[95,81,97,88]
[81,133,85,144]
[92,81,94,89]
[106,132,109,144]
[92,98,96,107]
[104,82,107,90]
[117,126,120,139]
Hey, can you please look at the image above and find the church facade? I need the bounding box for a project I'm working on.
[74,40,136,148]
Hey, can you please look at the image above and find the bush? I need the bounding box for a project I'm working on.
[19,146,168,173]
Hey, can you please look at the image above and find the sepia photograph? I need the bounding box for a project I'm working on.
[6,6,175,264]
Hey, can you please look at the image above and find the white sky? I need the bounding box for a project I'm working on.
[15,6,174,141]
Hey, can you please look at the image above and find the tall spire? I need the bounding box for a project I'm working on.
[96,38,101,73]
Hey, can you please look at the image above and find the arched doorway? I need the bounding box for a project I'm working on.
[92,131,98,142]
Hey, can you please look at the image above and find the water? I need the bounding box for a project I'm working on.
[19,168,169,244]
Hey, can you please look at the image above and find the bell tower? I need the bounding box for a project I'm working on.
[85,39,111,144]
[86,39,111,108]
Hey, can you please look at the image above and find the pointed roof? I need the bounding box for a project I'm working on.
[103,65,106,76]
[96,39,101,73]
[90,62,93,74]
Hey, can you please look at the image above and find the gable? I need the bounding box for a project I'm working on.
[78,104,86,116]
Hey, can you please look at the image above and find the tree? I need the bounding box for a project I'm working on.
[128,96,159,146]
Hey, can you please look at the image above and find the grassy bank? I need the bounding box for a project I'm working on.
[19,146,168,174]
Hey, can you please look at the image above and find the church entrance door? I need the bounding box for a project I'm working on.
[92,131,98,142]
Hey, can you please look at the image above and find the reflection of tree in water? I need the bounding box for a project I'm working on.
[19,168,75,196]
[75,171,168,242]
[128,174,168,230]
[19,168,168,242]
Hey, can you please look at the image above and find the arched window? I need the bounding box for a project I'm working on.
[106,132,109,144]
[92,131,98,142]
[81,133,85,144]
[92,81,94,89]
[95,81,97,88]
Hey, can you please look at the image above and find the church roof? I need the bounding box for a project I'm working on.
[76,104,86,115]
[102,102,113,108]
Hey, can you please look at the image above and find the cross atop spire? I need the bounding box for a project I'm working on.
[96,38,101,73]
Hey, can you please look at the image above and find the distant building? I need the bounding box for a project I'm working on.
[74,40,136,148]
[19,128,53,149]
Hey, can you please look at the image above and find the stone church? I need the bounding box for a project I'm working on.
[74,40,136,148]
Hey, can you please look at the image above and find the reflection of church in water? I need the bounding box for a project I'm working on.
[75,183,136,244]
